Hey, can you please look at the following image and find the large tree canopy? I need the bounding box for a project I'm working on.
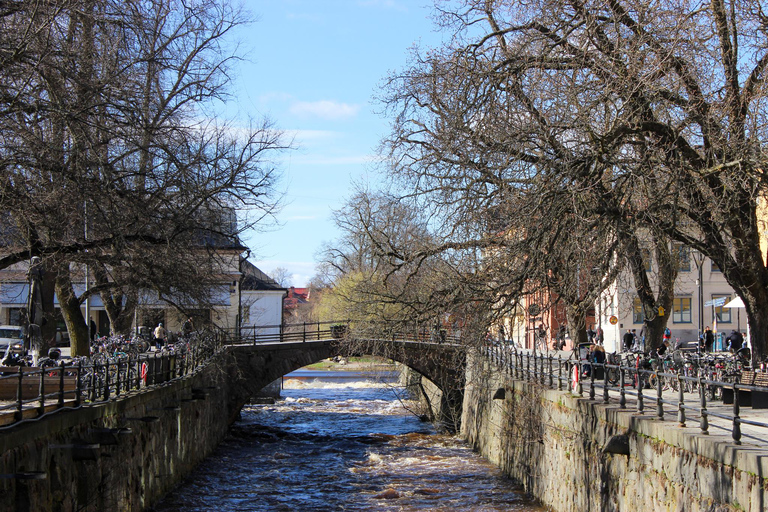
[357,0,768,358]
[0,0,286,354]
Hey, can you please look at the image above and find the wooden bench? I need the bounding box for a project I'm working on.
[722,371,768,408]
[0,367,78,401]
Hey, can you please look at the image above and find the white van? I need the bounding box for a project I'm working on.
[0,325,23,353]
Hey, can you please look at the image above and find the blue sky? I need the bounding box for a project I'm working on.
[228,0,442,287]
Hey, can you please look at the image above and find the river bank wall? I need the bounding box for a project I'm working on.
[0,351,244,512]
[460,353,768,512]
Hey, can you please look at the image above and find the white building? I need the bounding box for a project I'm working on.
[597,247,740,353]
[239,259,286,337]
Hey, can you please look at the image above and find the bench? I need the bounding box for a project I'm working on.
[0,367,78,401]
[721,371,768,408]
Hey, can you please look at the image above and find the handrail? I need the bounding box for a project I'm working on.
[485,344,768,445]
[0,333,223,429]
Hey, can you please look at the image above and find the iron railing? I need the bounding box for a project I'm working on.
[0,335,222,429]
[486,343,768,445]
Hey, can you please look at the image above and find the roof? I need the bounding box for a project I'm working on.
[240,259,286,292]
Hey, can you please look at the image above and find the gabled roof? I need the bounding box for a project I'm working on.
[240,259,286,292]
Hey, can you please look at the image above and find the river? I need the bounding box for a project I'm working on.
[154,368,543,511]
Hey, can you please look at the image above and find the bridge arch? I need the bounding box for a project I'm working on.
[224,339,466,429]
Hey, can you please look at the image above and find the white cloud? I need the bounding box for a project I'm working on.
[357,0,409,12]
[289,100,360,120]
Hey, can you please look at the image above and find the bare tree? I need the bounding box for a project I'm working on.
[368,0,768,359]
[0,0,287,355]
[269,267,293,288]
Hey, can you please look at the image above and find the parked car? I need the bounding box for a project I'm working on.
[0,325,23,354]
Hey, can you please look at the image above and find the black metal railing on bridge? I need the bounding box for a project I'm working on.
[229,320,463,346]
[486,343,768,446]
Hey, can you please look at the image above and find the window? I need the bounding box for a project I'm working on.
[675,244,691,272]
[673,297,692,323]
[632,298,644,324]
[713,294,731,323]
[641,248,652,272]
[711,260,721,272]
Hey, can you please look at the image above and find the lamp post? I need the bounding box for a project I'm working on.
[692,250,705,348]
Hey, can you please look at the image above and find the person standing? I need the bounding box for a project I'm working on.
[153,322,166,350]
[622,329,634,352]
[182,317,194,338]
[704,326,714,352]
[726,329,744,352]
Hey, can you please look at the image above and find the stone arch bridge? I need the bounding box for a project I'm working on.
[224,335,466,428]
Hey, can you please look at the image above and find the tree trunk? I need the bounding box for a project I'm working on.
[55,271,89,357]
[566,303,588,347]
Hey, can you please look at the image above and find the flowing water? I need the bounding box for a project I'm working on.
[154,369,544,512]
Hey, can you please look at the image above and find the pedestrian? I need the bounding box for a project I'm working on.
[622,329,634,352]
[153,322,166,350]
[726,329,744,352]
[596,326,604,345]
[663,326,671,344]
[90,319,98,341]
[182,317,194,338]
[704,326,714,352]
[586,325,595,344]
[555,325,567,350]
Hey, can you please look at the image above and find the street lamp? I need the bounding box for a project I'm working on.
[692,249,706,346]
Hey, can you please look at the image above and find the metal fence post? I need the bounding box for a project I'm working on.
[677,374,686,427]
[75,360,82,407]
[603,363,609,403]
[38,368,45,415]
[619,367,626,409]
[699,376,709,434]
[15,367,23,421]
[733,383,742,445]
[58,361,65,407]
[656,372,664,419]
[589,365,595,400]
[637,368,644,414]
[548,355,553,388]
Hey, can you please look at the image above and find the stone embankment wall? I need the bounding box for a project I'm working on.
[461,354,768,512]
[0,350,244,512]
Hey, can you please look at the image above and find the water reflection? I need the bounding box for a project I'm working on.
[154,375,543,511]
